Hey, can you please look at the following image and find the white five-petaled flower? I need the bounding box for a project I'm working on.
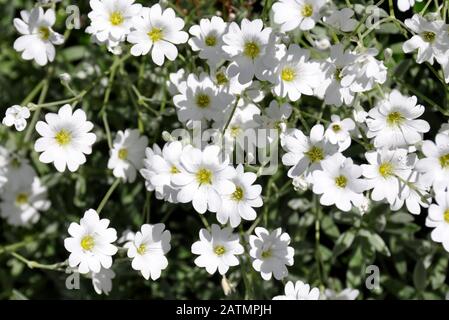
[191,224,244,275]
[125,223,171,280]
[108,129,148,183]
[13,7,64,66]
[216,164,262,228]
[324,115,355,152]
[249,227,294,280]
[127,4,188,66]
[254,100,292,136]
[403,14,449,65]
[269,44,322,101]
[415,133,449,193]
[64,209,118,274]
[188,16,228,67]
[281,124,338,180]
[91,267,116,295]
[426,190,449,252]
[273,280,320,300]
[362,149,414,205]
[34,104,96,172]
[271,0,326,32]
[172,145,235,214]
[2,105,30,132]
[312,153,368,212]
[86,0,142,48]
[223,19,273,84]
[366,90,430,149]
[173,73,233,125]
[323,8,357,32]
[0,176,50,227]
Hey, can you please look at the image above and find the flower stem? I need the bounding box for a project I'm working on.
[23,79,49,144]
[10,252,67,271]
[96,178,121,215]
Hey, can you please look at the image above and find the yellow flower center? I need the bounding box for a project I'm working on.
[109,11,124,26]
[335,175,347,188]
[170,165,180,174]
[281,67,296,82]
[305,146,324,163]
[137,244,146,255]
[443,209,449,223]
[422,31,436,42]
[55,129,72,146]
[196,93,211,108]
[243,41,260,59]
[439,153,449,168]
[301,4,313,17]
[379,162,393,177]
[118,148,128,160]
[38,27,50,40]
[15,192,29,205]
[261,249,272,259]
[231,186,244,201]
[214,245,226,256]
[196,168,212,185]
[148,27,163,42]
[332,124,341,132]
[205,35,217,47]
[387,111,404,126]
[215,72,229,86]
[80,235,95,251]
[334,68,343,81]
[230,126,241,138]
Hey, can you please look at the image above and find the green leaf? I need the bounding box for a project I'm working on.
[413,260,427,292]
[332,229,356,258]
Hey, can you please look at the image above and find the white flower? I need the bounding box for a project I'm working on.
[249,227,294,280]
[0,176,50,226]
[281,124,338,180]
[212,65,252,96]
[13,8,64,66]
[167,69,187,95]
[2,105,30,132]
[127,4,188,66]
[324,8,357,32]
[323,288,359,300]
[140,143,180,203]
[319,44,358,106]
[64,209,118,274]
[216,165,262,227]
[125,224,171,280]
[366,90,429,149]
[254,100,292,134]
[34,104,97,172]
[108,129,148,183]
[269,44,323,101]
[390,170,430,215]
[324,115,355,152]
[397,0,422,11]
[91,267,115,295]
[189,16,227,67]
[223,19,273,84]
[86,0,142,48]
[403,14,449,65]
[362,149,414,205]
[273,280,320,300]
[426,190,449,251]
[191,224,244,275]
[312,153,367,212]
[172,145,235,214]
[173,73,233,125]
[271,0,326,32]
[415,133,449,192]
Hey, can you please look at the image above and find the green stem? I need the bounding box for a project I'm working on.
[23,79,49,144]
[96,178,121,215]
[10,252,66,271]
